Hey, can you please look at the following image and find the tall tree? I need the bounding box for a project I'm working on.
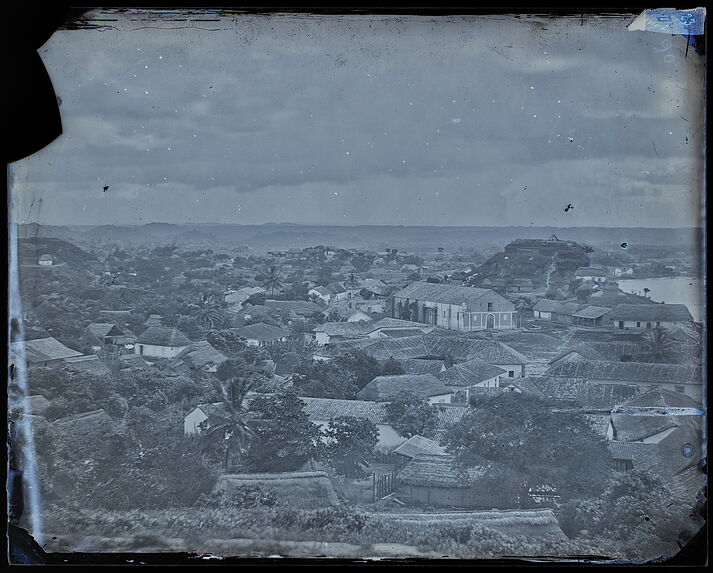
[324,416,378,478]
[638,327,677,363]
[444,392,611,507]
[199,360,258,471]
[261,265,283,296]
[246,391,323,472]
[385,393,439,439]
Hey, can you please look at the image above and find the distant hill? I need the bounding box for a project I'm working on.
[18,237,98,269]
[15,223,702,252]
[468,238,590,290]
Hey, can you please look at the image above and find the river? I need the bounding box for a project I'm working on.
[617,277,705,323]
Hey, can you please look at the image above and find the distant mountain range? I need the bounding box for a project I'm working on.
[14,222,702,252]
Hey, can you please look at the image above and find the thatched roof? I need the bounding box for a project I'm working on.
[392,435,446,459]
[137,326,191,347]
[212,471,339,509]
[9,337,83,363]
[64,354,112,376]
[545,359,701,385]
[392,283,496,307]
[357,374,453,402]
[397,454,486,487]
[609,303,693,323]
[369,509,566,540]
[87,323,125,339]
[438,358,506,387]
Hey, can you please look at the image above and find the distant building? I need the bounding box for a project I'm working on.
[38,254,53,266]
[313,322,371,346]
[9,337,83,369]
[357,374,454,404]
[608,303,694,330]
[570,306,612,328]
[437,358,507,402]
[391,283,516,331]
[234,322,289,347]
[135,326,191,359]
[532,299,581,323]
[575,267,609,283]
[85,323,136,351]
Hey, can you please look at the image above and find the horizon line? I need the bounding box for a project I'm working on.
[16,222,703,230]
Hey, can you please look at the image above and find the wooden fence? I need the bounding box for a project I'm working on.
[373,471,396,501]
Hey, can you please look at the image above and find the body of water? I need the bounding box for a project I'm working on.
[617,277,705,323]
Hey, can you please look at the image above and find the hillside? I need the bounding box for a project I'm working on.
[18,237,99,270]
[466,238,590,290]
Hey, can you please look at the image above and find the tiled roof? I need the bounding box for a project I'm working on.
[607,441,660,470]
[235,322,290,341]
[392,435,446,459]
[177,341,228,369]
[9,337,83,363]
[367,317,432,332]
[263,300,322,315]
[609,303,693,322]
[382,329,428,338]
[397,454,487,487]
[314,322,371,336]
[87,323,124,338]
[438,358,506,386]
[531,376,643,409]
[298,397,390,424]
[357,374,453,401]
[610,412,679,442]
[545,359,701,385]
[571,306,613,319]
[137,326,191,347]
[392,282,495,306]
[533,299,581,314]
[549,342,643,364]
[397,359,446,375]
[615,387,701,410]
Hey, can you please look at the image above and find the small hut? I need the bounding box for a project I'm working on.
[212,471,340,510]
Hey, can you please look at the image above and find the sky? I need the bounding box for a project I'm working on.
[10,10,705,228]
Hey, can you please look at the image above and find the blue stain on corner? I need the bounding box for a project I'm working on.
[628,8,706,36]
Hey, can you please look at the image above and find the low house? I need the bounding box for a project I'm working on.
[609,389,703,477]
[224,286,265,308]
[85,323,136,351]
[52,409,115,434]
[544,360,702,401]
[38,254,53,266]
[143,314,164,328]
[9,337,84,369]
[608,303,694,330]
[548,342,644,368]
[263,299,322,320]
[575,267,608,283]
[235,322,290,347]
[135,326,191,359]
[358,278,390,299]
[392,435,446,467]
[357,374,454,404]
[437,359,507,402]
[570,306,612,328]
[395,454,506,508]
[391,283,517,331]
[175,341,228,373]
[365,317,434,338]
[507,278,535,293]
[532,299,581,323]
[313,322,371,346]
[212,471,339,510]
[63,354,112,376]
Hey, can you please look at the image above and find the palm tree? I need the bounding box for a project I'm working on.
[639,327,676,363]
[186,292,224,330]
[344,272,360,290]
[262,265,283,296]
[199,360,259,472]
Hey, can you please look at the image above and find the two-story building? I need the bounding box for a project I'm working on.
[390,283,516,331]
